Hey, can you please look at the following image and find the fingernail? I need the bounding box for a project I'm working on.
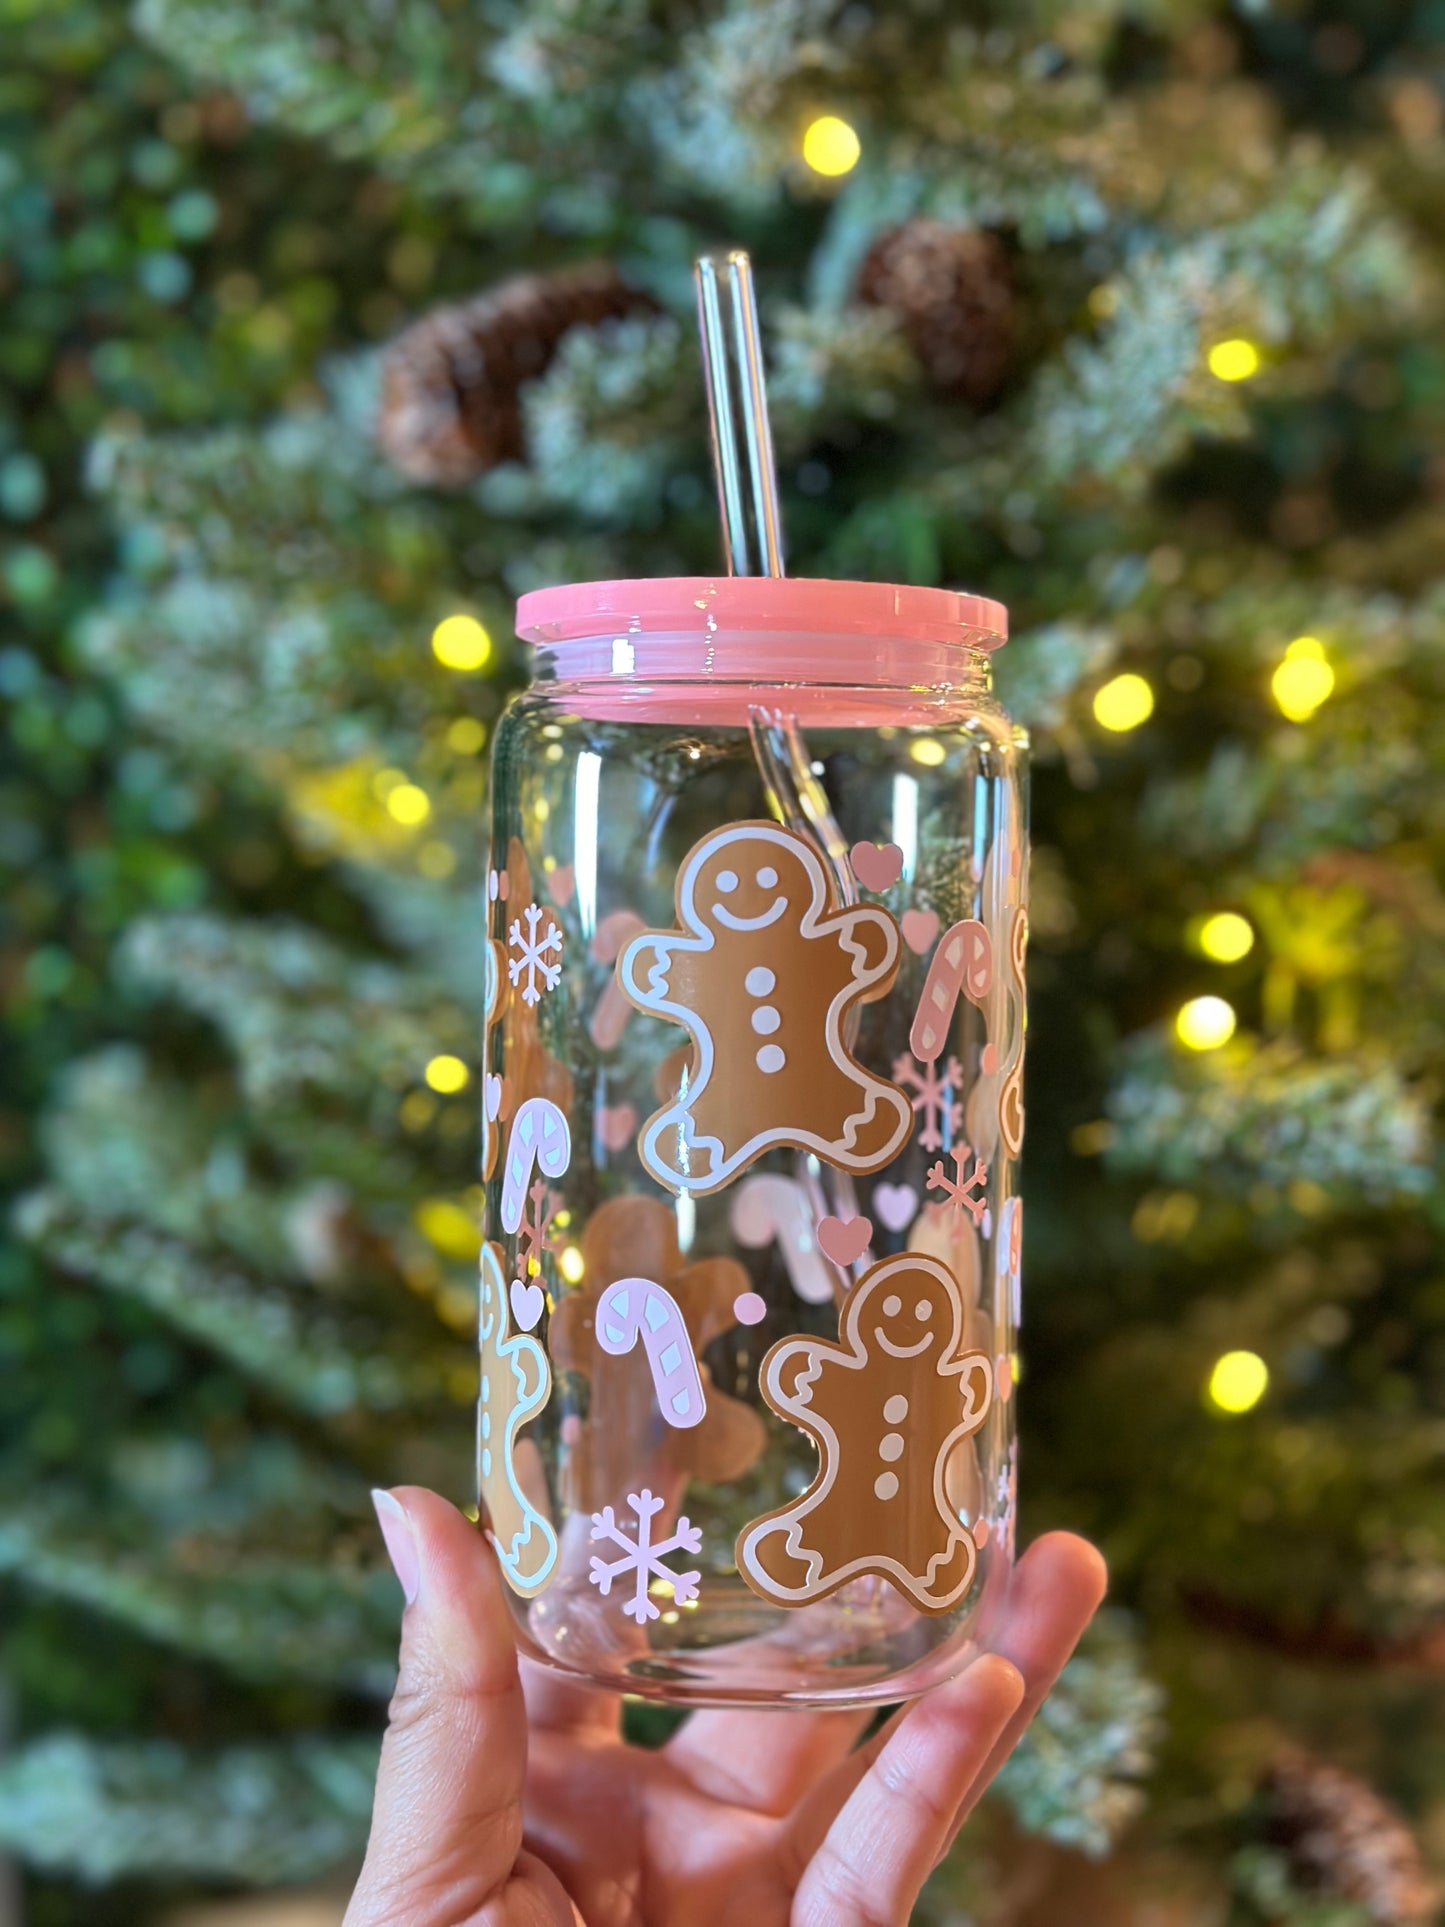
[372,1489,421,1605]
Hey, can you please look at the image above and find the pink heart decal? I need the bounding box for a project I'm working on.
[598,1103,637,1154]
[872,1182,918,1233]
[484,1073,503,1122]
[850,840,905,892]
[510,1277,545,1331]
[817,1214,873,1268]
[546,863,575,907]
[901,907,940,956]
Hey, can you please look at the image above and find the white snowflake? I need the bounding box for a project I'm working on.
[507,901,563,1007]
[893,1050,965,1152]
[927,1143,989,1227]
[588,1489,703,1623]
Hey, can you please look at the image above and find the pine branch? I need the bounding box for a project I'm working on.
[0,1732,379,1884]
[990,1614,1163,1856]
[1106,1035,1433,1201]
[16,1192,443,1417]
[0,1498,398,1695]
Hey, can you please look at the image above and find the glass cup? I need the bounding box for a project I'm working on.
[480,577,1027,1708]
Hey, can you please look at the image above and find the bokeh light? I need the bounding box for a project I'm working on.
[1176,995,1237,1050]
[1207,338,1261,382]
[386,782,431,825]
[802,115,861,177]
[424,1053,469,1094]
[1092,673,1155,732]
[1272,636,1335,721]
[559,1245,585,1284]
[909,737,946,767]
[1207,1350,1269,1414]
[431,613,493,671]
[1198,912,1255,962]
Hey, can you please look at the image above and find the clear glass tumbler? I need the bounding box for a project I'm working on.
[480,576,1027,1708]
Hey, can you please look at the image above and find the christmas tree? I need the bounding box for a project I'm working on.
[3,1,1442,1921]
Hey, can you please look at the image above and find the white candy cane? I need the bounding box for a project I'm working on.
[500,1097,571,1235]
[595,1277,706,1429]
[730,1172,837,1305]
[910,918,993,1062]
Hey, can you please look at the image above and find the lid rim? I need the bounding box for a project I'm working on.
[515,576,1008,650]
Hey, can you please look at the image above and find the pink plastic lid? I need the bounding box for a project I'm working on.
[515,576,1007,651]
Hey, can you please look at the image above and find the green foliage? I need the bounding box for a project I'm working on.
[6,0,1445,1920]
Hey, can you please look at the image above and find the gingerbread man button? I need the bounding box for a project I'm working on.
[618,822,912,1196]
[736,1252,993,1614]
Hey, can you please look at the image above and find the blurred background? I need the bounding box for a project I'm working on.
[2,1,1443,1922]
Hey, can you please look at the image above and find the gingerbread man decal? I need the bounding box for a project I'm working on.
[737,1252,992,1614]
[478,1241,557,1597]
[619,822,912,1196]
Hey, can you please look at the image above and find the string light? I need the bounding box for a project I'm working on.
[415,1198,481,1260]
[431,613,493,671]
[386,783,431,826]
[909,737,946,767]
[446,716,486,754]
[1198,912,1255,963]
[1207,1349,1269,1414]
[1176,995,1237,1050]
[802,115,861,177]
[424,1053,470,1094]
[1272,635,1335,721]
[1092,673,1154,732]
[558,1245,585,1284]
[1207,338,1261,382]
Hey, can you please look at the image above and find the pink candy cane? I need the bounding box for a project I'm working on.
[589,909,647,1051]
[500,1097,571,1235]
[595,1277,706,1429]
[910,918,993,1062]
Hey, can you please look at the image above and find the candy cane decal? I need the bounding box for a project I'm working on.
[910,919,993,1063]
[500,1097,571,1235]
[589,909,647,1051]
[594,1277,707,1428]
[730,1172,838,1306]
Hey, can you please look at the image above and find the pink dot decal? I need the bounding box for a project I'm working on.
[560,1414,583,1446]
[733,1291,767,1327]
[981,1043,999,1075]
[972,1518,991,1550]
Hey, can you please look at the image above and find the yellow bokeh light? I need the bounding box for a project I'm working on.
[1272,637,1335,721]
[802,115,861,178]
[431,613,493,672]
[386,783,431,826]
[1207,1349,1269,1415]
[1207,338,1261,382]
[446,716,486,755]
[909,737,947,767]
[424,1053,470,1094]
[1176,995,1237,1051]
[1198,912,1255,963]
[414,1198,480,1261]
[558,1245,585,1285]
[1092,672,1155,733]
[417,839,456,879]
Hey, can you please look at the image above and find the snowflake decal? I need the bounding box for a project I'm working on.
[516,1178,559,1280]
[507,901,563,1007]
[588,1488,703,1623]
[893,1050,965,1153]
[927,1143,989,1227]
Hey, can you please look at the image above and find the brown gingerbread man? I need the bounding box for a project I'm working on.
[619,822,911,1197]
[736,1252,992,1614]
[548,1193,765,1513]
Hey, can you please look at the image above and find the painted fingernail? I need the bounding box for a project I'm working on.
[372,1488,421,1605]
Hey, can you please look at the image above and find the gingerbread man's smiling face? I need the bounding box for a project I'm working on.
[858,1267,964,1361]
[684,829,826,937]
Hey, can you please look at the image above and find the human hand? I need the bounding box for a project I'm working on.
[345,1487,1106,1927]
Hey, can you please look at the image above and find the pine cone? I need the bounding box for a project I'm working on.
[1264,1749,1439,1923]
[856,218,1014,406]
[377,264,657,486]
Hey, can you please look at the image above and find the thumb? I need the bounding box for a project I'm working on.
[345,1486,530,1927]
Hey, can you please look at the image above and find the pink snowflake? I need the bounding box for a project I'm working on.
[926,1144,989,1227]
[893,1051,965,1152]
